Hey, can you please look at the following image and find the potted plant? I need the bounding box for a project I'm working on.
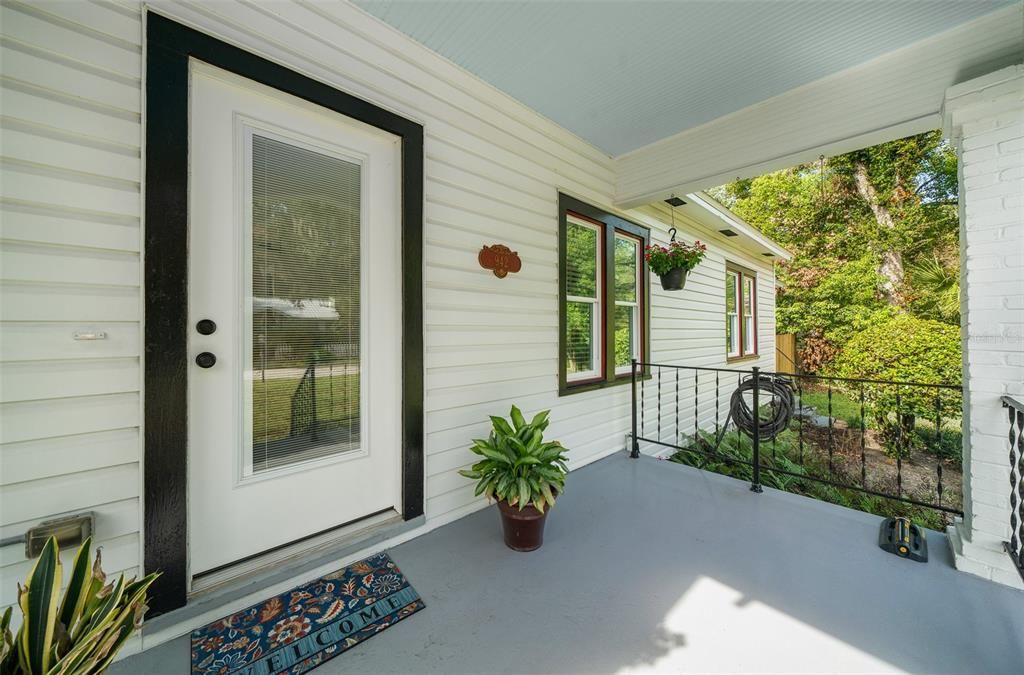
[459,406,569,551]
[645,239,708,291]
[1,536,159,675]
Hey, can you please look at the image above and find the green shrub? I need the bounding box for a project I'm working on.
[914,426,963,466]
[670,427,953,530]
[876,418,923,459]
[829,314,961,404]
[827,314,961,456]
[776,255,896,363]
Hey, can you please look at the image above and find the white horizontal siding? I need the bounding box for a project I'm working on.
[0,321,140,361]
[1,393,140,445]
[0,0,779,630]
[0,0,143,615]
[0,358,138,403]
[1,428,140,485]
[1,282,140,321]
[629,201,776,455]
[1,123,141,186]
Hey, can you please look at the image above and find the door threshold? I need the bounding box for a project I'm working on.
[140,513,425,649]
[190,509,400,595]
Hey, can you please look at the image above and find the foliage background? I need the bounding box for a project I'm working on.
[708,130,961,379]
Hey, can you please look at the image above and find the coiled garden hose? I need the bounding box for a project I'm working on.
[729,374,796,441]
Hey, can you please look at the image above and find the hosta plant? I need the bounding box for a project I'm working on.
[459,406,569,512]
[0,537,159,675]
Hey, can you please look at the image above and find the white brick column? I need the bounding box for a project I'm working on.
[942,64,1024,589]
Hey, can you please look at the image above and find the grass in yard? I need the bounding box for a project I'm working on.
[252,373,359,444]
[797,385,962,463]
[798,388,865,429]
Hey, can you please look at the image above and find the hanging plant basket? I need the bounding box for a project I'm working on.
[659,268,688,291]
[648,200,707,292]
[646,240,707,292]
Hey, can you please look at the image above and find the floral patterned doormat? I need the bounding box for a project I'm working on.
[191,552,424,674]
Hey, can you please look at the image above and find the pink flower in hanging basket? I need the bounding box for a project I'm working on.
[645,239,707,276]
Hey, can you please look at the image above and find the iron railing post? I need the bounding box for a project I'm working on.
[750,366,763,493]
[1003,396,1024,581]
[310,353,318,441]
[630,359,640,458]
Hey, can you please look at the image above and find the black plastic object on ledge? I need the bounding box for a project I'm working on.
[879,516,928,562]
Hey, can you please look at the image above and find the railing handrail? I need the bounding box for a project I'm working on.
[635,360,963,391]
[1003,394,1024,581]
[1001,395,1024,414]
[630,359,965,519]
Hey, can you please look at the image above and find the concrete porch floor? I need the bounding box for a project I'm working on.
[113,453,1023,674]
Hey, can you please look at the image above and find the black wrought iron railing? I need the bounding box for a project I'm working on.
[630,360,964,525]
[1002,395,1024,582]
[290,358,319,439]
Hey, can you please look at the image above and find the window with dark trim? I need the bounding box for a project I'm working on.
[559,193,650,395]
[726,264,757,360]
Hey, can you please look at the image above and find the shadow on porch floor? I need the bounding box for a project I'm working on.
[113,453,1023,674]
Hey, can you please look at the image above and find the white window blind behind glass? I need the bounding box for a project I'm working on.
[249,134,362,473]
[743,275,756,355]
[613,235,639,371]
[565,216,601,379]
[726,270,739,356]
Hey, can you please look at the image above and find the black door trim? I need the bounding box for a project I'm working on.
[144,12,424,616]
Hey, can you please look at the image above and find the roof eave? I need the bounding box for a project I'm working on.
[687,192,793,261]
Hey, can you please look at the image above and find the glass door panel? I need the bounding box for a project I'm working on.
[248,133,362,474]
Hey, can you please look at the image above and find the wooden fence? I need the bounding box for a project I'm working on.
[775,333,798,374]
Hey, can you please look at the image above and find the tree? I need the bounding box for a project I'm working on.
[711,130,959,372]
[828,132,958,308]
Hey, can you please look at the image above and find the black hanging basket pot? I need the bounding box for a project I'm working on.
[659,268,688,291]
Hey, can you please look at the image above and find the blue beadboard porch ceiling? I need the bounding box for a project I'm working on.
[353,0,1015,156]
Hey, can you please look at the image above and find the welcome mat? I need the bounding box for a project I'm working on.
[191,552,424,674]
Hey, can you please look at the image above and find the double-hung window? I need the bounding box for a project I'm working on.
[565,214,602,381]
[560,193,649,394]
[726,264,757,359]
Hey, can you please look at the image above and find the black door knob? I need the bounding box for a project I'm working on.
[196,352,217,368]
[196,319,217,335]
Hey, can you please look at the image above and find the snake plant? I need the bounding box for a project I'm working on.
[0,536,159,675]
[459,405,569,512]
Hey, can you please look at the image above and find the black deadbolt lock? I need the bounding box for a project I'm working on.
[196,319,217,335]
[195,352,217,369]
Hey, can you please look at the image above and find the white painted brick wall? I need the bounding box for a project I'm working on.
[942,64,1024,589]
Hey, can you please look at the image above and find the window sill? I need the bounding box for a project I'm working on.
[560,370,651,397]
[565,374,605,387]
[726,354,760,365]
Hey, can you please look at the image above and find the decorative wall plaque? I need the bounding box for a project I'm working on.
[478,244,522,279]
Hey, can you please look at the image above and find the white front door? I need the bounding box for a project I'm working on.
[187,61,402,577]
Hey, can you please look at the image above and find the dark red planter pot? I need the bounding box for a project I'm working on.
[496,500,549,551]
